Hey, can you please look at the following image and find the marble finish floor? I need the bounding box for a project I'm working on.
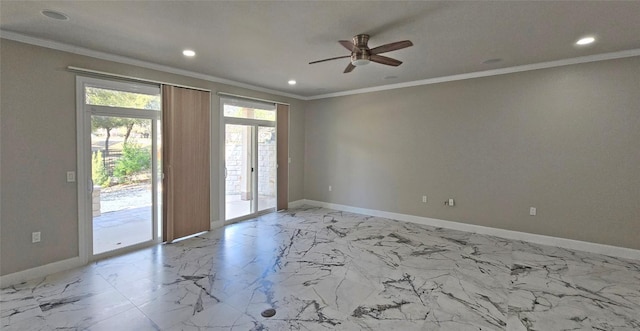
[2,206,639,330]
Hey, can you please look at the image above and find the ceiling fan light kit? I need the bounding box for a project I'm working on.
[310,34,413,73]
[351,53,370,66]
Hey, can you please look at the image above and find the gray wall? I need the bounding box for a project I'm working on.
[304,57,640,250]
[2,37,638,277]
[0,39,305,275]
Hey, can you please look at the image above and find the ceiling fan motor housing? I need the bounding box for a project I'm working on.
[353,34,370,50]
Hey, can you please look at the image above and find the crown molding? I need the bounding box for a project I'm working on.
[2,30,639,101]
[0,30,307,101]
[307,49,640,100]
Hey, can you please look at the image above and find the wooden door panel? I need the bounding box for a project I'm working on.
[163,86,210,241]
[276,104,289,210]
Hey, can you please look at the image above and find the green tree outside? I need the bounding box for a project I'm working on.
[87,87,158,184]
[113,143,151,183]
[87,87,158,154]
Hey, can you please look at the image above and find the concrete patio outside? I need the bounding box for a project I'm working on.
[93,206,153,254]
[93,194,276,254]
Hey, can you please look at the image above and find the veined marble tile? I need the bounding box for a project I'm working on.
[0,315,52,331]
[0,287,43,327]
[86,307,159,331]
[137,282,222,329]
[169,301,257,330]
[2,206,639,330]
[509,241,640,330]
[39,288,134,329]
[26,265,110,301]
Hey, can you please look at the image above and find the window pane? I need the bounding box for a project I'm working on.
[224,105,275,121]
[86,87,160,110]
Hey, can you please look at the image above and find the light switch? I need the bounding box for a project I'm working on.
[66,171,76,182]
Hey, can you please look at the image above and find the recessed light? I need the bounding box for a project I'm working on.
[41,10,69,21]
[288,80,297,85]
[482,58,502,64]
[576,36,595,46]
[182,49,196,57]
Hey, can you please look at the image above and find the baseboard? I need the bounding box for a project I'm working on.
[287,199,307,209]
[3,201,636,288]
[0,256,84,288]
[300,199,640,261]
[211,219,223,230]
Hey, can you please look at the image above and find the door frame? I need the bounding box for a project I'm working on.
[76,76,162,262]
[222,121,277,224]
[219,100,277,224]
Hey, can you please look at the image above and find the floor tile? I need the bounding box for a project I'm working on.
[86,307,160,331]
[2,206,639,330]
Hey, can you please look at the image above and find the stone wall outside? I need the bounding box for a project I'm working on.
[225,126,276,197]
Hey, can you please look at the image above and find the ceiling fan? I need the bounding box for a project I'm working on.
[309,34,413,73]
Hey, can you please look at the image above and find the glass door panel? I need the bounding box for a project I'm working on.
[91,115,153,254]
[257,126,277,212]
[225,124,254,220]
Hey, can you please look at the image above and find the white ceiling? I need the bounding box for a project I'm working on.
[1,1,640,99]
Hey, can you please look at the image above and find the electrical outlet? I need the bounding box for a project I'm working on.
[422,195,427,203]
[529,207,537,216]
[32,232,41,243]
[329,185,332,191]
[66,171,76,182]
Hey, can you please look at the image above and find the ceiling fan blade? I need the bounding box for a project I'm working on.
[339,40,357,52]
[370,40,413,55]
[343,63,356,73]
[309,55,351,64]
[370,54,402,66]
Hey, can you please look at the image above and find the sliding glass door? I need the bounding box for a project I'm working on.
[224,123,276,221]
[91,115,155,254]
[225,124,253,220]
[257,126,276,212]
[222,98,277,222]
[77,77,162,259]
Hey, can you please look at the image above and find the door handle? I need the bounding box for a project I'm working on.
[89,178,94,194]
[224,166,228,179]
